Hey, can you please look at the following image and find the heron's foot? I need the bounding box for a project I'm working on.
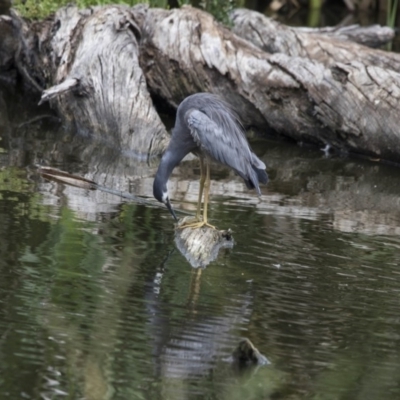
[177,219,216,230]
[176,217,216,229]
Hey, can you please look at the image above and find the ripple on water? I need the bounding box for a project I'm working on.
[3,132,400,399]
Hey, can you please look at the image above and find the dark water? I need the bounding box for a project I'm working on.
[2,82,400,400]
[2,2,400,398]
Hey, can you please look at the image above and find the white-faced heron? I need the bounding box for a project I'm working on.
[153,93,268,229]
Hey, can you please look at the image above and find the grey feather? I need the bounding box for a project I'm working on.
[182,95,267,193]
[153,92,268,219]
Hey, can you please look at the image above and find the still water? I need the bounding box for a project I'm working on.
[2,86,400,400]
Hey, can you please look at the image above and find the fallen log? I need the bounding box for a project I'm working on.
[230,9,400,70]
[138,5,400,161]
[6,4,400,160]
[294,24,395,48]
[231,9,395,50]
[232,338,269,366]
[7,5,169,159]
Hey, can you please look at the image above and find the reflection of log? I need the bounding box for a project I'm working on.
[26,134,400,238]
[4,91,400,241]
[174,217,234,268]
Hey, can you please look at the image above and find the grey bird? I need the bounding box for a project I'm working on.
[153,93,268,229]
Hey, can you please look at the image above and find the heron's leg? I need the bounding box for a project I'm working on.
[196,157,206,220]
[202,160,212,225]
[177,159,215,230]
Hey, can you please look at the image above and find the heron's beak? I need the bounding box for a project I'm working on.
[165,198,178,221]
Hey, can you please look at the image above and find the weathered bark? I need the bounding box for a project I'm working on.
[0,15,16,71]
[5,4,400,161]
[51,5,169,158]
[138,5,400,161]
[294,24,395,48]
[1,11,46,100]
[137,5,266,128]
[230,9,400,71]
[8,5,169,158]
[231,9,395,50]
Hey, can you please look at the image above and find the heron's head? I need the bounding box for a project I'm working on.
[153,178,178,221]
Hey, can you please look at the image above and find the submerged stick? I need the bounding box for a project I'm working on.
[37,165,191,215]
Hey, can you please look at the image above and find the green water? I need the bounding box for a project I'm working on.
[2,85,400,400]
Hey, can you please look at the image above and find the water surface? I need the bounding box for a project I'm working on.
[2,82,400,400]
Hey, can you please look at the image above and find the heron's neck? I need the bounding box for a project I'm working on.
[155,140,191,189]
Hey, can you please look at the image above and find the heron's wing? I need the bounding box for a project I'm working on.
[185,109,266,190]
[186,109,248,165]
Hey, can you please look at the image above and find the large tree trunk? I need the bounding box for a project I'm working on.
[230,9,399,70]
[7,5,169,159]
[4,4,400,161]
[138,5,400,161]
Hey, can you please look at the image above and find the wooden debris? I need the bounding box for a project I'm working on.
[230,9,399,69]
[138,5,400,161]
[295,24,395,48]
[9,5,169,158]
[232,338,269,366]
[174,216,234,268]
[4,4,400,164]
[38,166,97,190]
